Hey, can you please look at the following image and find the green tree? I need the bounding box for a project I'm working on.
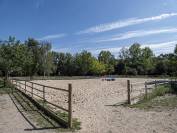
[141,47,154,74]
[11,42,31,76]
[98,51,115,74]
[75,51,94,75]
[44,52,55,76]
[25,38,41,78]
[119,47,130,60]
[123,43,142,74]
[55,52,65,75]
[89,59,106,75]
[116,47,130,75]
[64,53,75,75]
[0,36,21,79]
[117,43,154,75]
[38,41,54,76]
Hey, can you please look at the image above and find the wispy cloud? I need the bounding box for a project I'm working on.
[95,28,177,43]
[38,33,67,40]
[89,40,177,56]
[142,40,177,55]
[52,47,71,53]
[77,13,177,34]
[52,40,177,56]
[90,47,123,55]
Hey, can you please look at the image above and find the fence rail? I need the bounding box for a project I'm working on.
[127,79,177,104]
[10,78,73,128]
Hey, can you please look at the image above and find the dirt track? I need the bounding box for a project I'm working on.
[0,94,55,133]
[2,78,177,133]
[31,78,177,133]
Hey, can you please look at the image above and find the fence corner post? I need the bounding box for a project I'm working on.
[43,86,45,106]
[155,80,157,89]
[145,82,147,99]
[25,81,27,93]
[31,82,33,97]
[68,83,72,128]
[3,78,6,87]
[170,78,172,88]
[127,80,131,104]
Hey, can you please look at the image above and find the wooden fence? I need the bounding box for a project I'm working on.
[127,79,177,104]
[10,79,73,128]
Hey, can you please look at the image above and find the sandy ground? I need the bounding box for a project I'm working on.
[0,94,56,133]
[23,78,176,133]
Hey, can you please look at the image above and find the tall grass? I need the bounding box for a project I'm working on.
[141,81,177,102]
[130,83,177,109]
[146,85,171,100]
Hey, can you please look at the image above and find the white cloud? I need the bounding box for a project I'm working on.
[89,40,177,56]
[142,40,177,55]
[38,33,66,40]
[52,47,71,53]
[95,28,177,43]
[77,13,177,34]
[51,40,177,56]
[90,47,123,55]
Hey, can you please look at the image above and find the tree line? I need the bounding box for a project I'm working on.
[0,36,177,79]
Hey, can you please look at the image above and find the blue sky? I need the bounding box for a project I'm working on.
[0,0,177,56]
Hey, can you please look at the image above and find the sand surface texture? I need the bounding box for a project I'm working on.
[0,94,55,133]
[30,78,177,133]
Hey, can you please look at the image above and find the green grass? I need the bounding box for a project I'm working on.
[129,84,177,110]
[146,85,171,100]
[0,79,81,132]
[32,95,81,131]
[12,91,80,132]
[37,99,81,131]
[12,91,57,126]
[55,111,81,131]
[129,95,177,110]
[37,100,81,131]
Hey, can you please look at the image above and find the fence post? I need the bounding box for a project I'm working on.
[31,82,33,97]
[3,78,6,87]
[25,81,26,93]
[43,86,45,106]
[10,79,13,93]
[155,80,157,89]
[127,80,131,104]
[15,80,17,89]
[68,83,72,128]
[145,82,147,99]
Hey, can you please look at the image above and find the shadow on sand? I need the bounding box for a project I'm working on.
[9,90,63,131]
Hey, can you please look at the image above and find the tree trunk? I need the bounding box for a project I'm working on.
[43,71,46,78]
[4,70,9,87]
[5,70,8,80]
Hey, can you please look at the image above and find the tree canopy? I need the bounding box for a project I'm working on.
[0,36,177,77]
